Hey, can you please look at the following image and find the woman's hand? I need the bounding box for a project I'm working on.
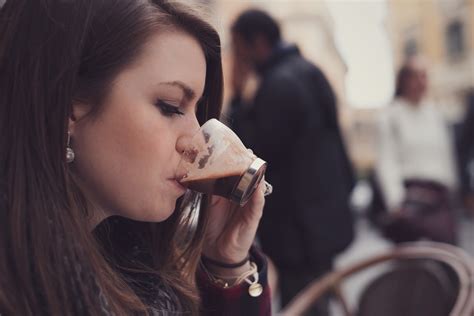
[202,179,266,276]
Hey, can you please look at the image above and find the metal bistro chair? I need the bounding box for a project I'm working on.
[280,242,474,316]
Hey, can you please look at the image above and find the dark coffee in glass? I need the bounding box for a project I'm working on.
[176,119,270,206]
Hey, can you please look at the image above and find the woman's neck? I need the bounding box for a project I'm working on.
[401,95,423,106]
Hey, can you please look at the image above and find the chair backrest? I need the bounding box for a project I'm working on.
[280,242,474,316]
[357,260,457,316]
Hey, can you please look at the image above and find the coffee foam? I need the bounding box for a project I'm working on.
[180,142,254,182]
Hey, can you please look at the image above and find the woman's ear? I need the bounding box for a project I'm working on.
[68,102,91,134]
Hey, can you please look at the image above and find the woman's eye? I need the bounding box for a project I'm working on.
[156,100,185,117]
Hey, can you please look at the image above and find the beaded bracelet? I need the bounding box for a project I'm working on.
[200,261,263,297]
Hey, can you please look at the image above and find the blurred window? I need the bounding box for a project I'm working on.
[446,20,465,60]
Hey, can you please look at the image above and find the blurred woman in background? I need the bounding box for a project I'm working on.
[375,56,458,244]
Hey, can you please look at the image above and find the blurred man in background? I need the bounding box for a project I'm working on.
[229,9,355,314]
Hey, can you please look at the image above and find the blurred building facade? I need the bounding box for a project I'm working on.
[338,0,474,173]
[387,0,474,121]
[195,0,474,173]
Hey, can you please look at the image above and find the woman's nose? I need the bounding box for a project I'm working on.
[175,134,193,155]
[175,115,201,154]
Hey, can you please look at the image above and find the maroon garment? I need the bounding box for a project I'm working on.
[198,247,272,316]
[381,179,457,244]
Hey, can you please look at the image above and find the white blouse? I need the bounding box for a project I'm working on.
[375,98,458,210]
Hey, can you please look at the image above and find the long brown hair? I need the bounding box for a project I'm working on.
[0,0,222,315]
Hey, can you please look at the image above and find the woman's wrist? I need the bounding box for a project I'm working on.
[200,260,261,295]
[201,253,249,269]
[201,252,251,279]
[204,260,252,281]
[199,248,264,296]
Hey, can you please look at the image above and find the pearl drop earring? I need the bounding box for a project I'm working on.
[66,132,75,163]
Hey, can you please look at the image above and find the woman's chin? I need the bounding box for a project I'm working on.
[123,205,175,223]
[150,200,179,222]
[146,206,176,222]
[119,197,179,223]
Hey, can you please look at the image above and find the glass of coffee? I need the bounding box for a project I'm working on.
[175,119,272,206]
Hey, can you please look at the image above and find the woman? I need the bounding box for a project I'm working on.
[375,56,458,243]
[0,0,270,315]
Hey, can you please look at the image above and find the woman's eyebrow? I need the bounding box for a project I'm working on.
[159,81,196,102]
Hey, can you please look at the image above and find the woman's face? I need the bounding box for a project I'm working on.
[70,30,206,223]
[403,59,428,102]
[406,68,427,98]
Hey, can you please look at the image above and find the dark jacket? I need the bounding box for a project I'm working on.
[230,44,355,269]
